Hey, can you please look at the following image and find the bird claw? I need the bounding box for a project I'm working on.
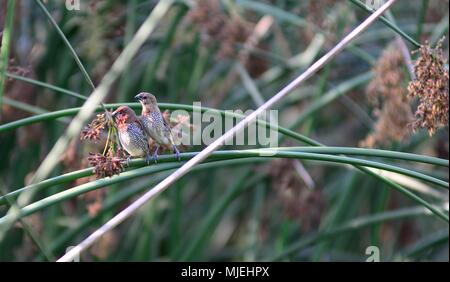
[126,156,132,167]
[173,145,180,161]
[152,151,159,163]
[152,145,160,163]
[145,154,152,165]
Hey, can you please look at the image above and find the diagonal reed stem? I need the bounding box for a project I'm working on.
[348,0,421,48]
[34,0,95,91]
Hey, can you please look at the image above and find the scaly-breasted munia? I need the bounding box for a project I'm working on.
[134,92,181,162]
[112,105,151,165]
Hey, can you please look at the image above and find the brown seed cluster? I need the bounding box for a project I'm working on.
[7,64,32,79]
[1,62,43,148]
[408,39,449,136]
[269,159,325,232]
[87,150,124,179]
[1,62,35,122]
[186,0,252,59]
[361,43,414,148]
[80,113,107,142]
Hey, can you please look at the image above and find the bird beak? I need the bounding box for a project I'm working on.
[111,110,118,118]
[134,94,142,102]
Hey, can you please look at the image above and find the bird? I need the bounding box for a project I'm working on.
[134,92,181,162]
[111,105,152,165]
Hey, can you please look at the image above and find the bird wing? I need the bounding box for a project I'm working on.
[162,114,170,128]
[135,117,150,139]
[162,115,176,141]
[135,117,144,130]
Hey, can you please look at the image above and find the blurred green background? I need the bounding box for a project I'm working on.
[0,0,448,261]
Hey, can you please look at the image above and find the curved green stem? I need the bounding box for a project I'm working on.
[0,102,320,147]
[0,150,447,224]
[348,0,421,48]
[5,72,88,101]
[1,147,447,205]
[274,147,449,167]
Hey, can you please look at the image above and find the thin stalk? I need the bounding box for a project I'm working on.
[398,228,449,260]
[358,165,448,222]
[5,72,88,101]
[430,13,449,45]
[0,0,16,117]
[287,72,372,133]
[118,0,137,101]
[34,0,95,91]
[416,0,429,41]
[348,0,421,48]
[273,147,449,167]
[3,97,49,115]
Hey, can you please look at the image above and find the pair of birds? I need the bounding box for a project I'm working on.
[112,92,180,164]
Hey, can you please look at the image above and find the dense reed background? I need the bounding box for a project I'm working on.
[0,0,448,261]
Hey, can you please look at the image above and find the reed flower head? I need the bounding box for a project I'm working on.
[87,150,124,179]
[269,158,325,232]
[408,38,449,136]
[80,113,107,142]
[186,0,251,59]
[361,43,414,148]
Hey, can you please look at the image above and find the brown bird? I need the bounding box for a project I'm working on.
[134,92,181,162]
[112,105,152,165]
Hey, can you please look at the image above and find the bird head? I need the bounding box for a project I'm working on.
[134,92,158,111]
[112,106,137,125]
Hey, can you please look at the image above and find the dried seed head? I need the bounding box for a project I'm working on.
[367,44,409,104]
[87,150,124,179]
[7,63,32,80]
[408,38,449,136]
[361,43,414,148]
[186,0,252,59]
[80,113,107,142]
[1,62,36,123]
[269,158,326,232]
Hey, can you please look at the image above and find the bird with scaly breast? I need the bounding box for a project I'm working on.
[112,105,152,165]
[134,92,181,162]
